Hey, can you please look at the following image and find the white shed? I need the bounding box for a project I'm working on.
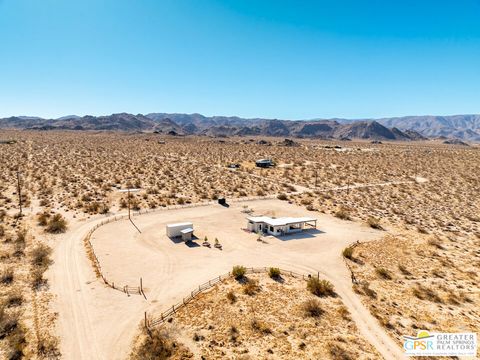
[166,222,193,238]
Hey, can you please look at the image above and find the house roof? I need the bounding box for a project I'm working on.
[166,222,193,228]
[247,216,316,227]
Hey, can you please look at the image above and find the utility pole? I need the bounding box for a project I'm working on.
[314,169,318,188]
[128,187,131,220]
[16,170,22,217]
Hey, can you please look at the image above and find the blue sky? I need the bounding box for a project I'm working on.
[1,0,480,119]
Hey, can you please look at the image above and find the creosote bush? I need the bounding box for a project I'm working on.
[131,328,175,360]
[307,277,335,297]
[226,291,237,304]
[342,247,354,260]
[334,207,351,220]
[375,267,392,280]
[243,278,260,296]
[1,267,14,284]
[367,217,383,230]
[268,267,281,279]
[232,265,246,280]
[30,243,52,269]
[45,214,67,234]
[251,318,272,334]
[302,299,324,317]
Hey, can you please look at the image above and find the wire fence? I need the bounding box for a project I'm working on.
[83,194,279,298]
[83,217,146,297]
[145,266,311,329]
[342,240,362,284]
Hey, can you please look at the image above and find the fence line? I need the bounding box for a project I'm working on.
[342,240,362,284]
[83,215,145,297]
[145,267,310,329]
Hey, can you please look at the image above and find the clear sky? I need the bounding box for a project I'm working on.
[1,0,480,119]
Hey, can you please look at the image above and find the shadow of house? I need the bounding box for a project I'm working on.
[274,228,325,241]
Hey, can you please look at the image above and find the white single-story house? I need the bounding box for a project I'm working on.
[166,222,194,241]
[246,216,317,236]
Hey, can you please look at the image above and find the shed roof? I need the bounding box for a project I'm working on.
[180,228,194,234]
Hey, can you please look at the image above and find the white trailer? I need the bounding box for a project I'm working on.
[166,222,193,238]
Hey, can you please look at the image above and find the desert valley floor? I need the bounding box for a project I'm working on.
[0,131,479,359]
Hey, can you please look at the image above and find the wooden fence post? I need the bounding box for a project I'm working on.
[140,277,143,293]
[144,312,148,328]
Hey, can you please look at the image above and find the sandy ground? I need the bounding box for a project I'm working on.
[150,273,383,359]
[48,198,407,359]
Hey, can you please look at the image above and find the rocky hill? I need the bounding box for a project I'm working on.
[375,114,480,141]
[2,112,477,142]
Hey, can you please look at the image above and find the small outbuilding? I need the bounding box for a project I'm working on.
[180,227,194,241]
[166,222,194,241]
[246,216,317,236]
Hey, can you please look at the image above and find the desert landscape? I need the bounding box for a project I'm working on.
[0,130,478,359]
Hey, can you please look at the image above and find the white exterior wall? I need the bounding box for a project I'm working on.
[166,222,193,237]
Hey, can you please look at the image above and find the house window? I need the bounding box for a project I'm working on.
[270,226,273,232]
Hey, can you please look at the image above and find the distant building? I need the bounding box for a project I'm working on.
[255,159,274,168]
[246,216,317,236]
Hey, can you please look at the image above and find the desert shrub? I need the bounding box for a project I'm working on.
[226,291,237,304]
[15,230,27,245]
[360,282,377,299]
[31,268,47,290]
[45,214,67,233]
[367,217,383,230]
[232,265,246,280]
[398,264,411,275]
[268,267,281,279]
[1,267,14,284]
[131,328,175,360]
[4,321,26,360]
[0,225,4,238]
[251,318,272,334]
[427,237,444,250]
[337,306,351,321]
[307,278,335,297]
[300,198,312,206]
[277,193,288,200]
[328,341,354,360]
[417,226,429,234]
[375,267,392,280]
[37,212,50,226]
[0,305,19,338]
[342,247,354,260]
[5,290,23,308]
[334,207,351,220]
[119,198,128,208]
[302,299,324,317]
[229,325,239,342]
[243,279,260,296]
[30,243,52,269]
[412,284,442,303]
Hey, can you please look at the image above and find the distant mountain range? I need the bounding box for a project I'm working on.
[1,113,479,142]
